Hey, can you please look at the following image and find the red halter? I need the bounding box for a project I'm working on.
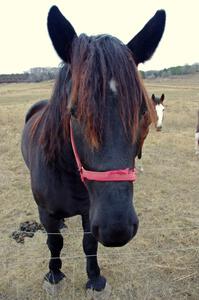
[70,120,136,183]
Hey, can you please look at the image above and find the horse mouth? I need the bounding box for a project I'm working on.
[98,236,133,247]
[92,223,138,247]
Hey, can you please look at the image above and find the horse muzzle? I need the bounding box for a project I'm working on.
[91,215,139,247]
[156,125,162,131]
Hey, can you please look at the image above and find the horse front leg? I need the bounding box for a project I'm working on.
[82,214,106,291]
[39,207,65,284]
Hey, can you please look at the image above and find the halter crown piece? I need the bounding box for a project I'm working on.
[70,120,136,183]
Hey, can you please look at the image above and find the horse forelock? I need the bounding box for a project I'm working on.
[69,34,154,148]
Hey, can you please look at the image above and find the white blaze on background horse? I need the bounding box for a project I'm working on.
[195,109,199,155]
[152,93,165,131]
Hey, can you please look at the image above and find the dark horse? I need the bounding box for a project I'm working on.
[21,6,166,292]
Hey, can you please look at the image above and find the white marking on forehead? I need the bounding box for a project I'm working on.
[109,79,117,93]
[155,103,165,128]
[155,103,164,111]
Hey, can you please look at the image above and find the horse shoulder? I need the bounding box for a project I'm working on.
[25,99,48,123]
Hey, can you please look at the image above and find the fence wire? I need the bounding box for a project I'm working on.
[5,224,199,236]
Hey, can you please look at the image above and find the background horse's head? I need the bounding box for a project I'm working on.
[152,93,165,131]
[47,6,166,247]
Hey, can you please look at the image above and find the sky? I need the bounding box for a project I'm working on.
[0,0,199,74]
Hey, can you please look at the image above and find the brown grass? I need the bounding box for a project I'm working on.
[0,75,199,299]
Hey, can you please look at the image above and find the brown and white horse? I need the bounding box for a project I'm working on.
[152,93,165,131]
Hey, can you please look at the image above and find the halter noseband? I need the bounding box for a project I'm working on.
[70,120,136,183]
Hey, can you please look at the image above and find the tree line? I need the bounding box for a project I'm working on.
[141,63,199,79]
[0,67,58,83]
[0,63,199,83]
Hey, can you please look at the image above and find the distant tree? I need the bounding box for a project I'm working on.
[142,63,199,78]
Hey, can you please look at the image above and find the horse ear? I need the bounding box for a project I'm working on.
[47,6,77,62]
[161,94,165,102]
[152,94,155,101]
[127,10,166,65]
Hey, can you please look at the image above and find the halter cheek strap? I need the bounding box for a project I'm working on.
[70,120,136,183]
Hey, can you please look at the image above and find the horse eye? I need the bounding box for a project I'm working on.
[70,106,77,117]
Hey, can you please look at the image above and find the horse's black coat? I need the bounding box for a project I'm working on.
[21,6,166,291]
[25,99,48,123]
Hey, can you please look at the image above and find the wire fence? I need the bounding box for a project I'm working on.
[1,224,198,261]
[5,224,199,236]
[1,224,199,300]
[2,245,198,263]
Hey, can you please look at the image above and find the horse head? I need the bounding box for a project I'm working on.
[152,93,165,131]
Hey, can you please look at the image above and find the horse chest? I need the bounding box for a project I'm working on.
[32,169,89,217]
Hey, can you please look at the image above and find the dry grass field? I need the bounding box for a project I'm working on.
[0,74,199,299]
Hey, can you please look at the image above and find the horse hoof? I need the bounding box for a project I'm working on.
[86,282,112,300]
[86,275,106,291]
[43,276,66,296]
[44,270,65,284]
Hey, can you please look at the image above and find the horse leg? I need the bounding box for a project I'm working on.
[82,214,106,291]
[39,207,65,284]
